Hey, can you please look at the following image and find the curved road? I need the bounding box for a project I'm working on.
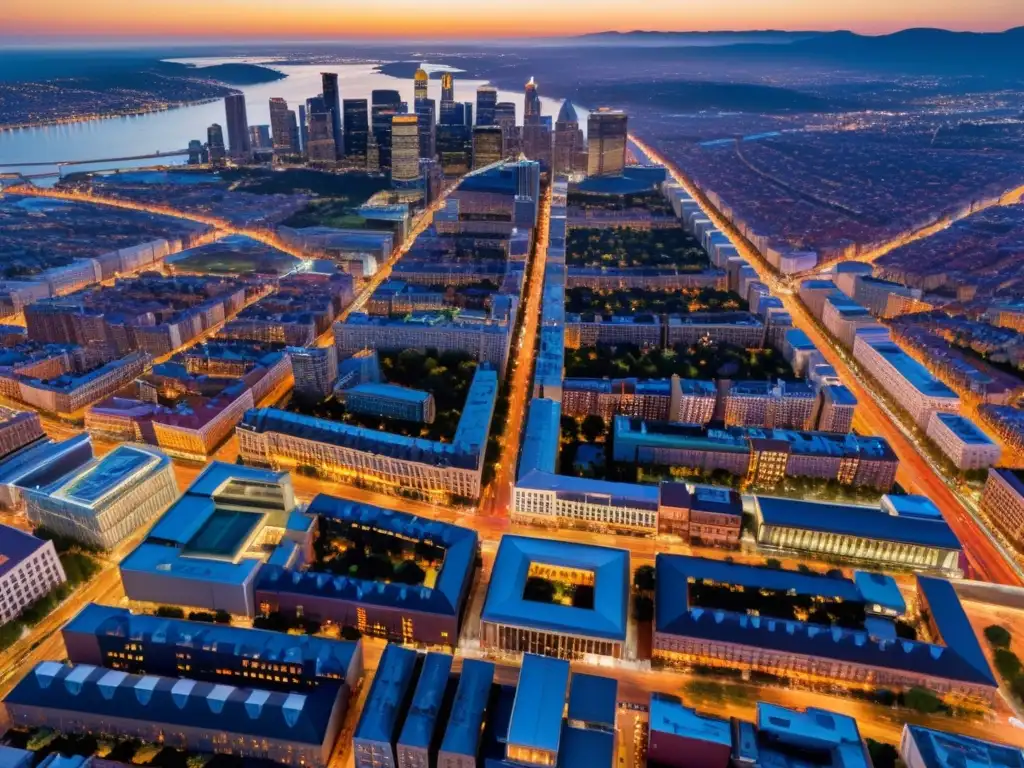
[629,135,1023,587]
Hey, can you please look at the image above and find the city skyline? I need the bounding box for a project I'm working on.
[5,0,1022,39]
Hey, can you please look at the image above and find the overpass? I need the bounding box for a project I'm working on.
[0,149,192,169]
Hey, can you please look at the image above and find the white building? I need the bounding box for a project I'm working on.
[513,471,660,534]
[925,412,1001,471]
[0,525,67,625]
[24,444,178,551]
[852,336,960,428]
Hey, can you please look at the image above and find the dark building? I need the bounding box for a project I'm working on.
[476,85,497,126]
[440,100,466,126]
[223,93,250,158]
[62,602,363,693]
[415,98,436,160]
[524,77,541,124]
[436,124,471,176]
[554,99,586,175]
[322,72,342,160]
[343,98,370,160]
[372,90,404,170]
[206,123,226,166]
[494,101,520,157]
[472,126,504,170]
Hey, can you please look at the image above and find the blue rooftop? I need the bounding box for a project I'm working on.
[861,340,959,399]
[507,655,570,754]
[0,525,47,580]
[516,470,660,512]
[345,383,432,405]
[931,413,996,446]
[355,644,419,745]
[483,536,629,642]
[905,725,1024,768]
[566,674,618,729]
[655,555,996,688]
[441,659,496,758]
[648,693,731,745]
[399,652,454,751]
[754,495,962,551]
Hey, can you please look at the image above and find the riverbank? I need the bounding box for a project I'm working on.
[0,97,223,134]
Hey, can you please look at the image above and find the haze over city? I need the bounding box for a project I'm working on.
[1,8,1024,768]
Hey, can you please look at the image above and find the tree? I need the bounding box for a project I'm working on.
[633,595,654,622]
[633,565,656,593]
[394,560,427,586]
[903,687,943,714]
[187,611,216,623]
[214,610,232,624]
[1011,674,1024,702]
[155,606,185,619]
[560,416,580,443]
[523,576,556,603]
[764,558,782,569]
[581,414,607,443]
[341,625,362,641]
[866,740,900,768]
[984,624,1012,649]
[994,648,1022,681]
[572,584,595,609]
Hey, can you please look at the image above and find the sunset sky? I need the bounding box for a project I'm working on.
[6,0,1023,39]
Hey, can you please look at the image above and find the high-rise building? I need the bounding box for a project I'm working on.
[494,101,520,157]
[269,97,296,155]
[286,109,300,155]
[420,159,443,204]
[207,123,226,166]
[297,104,307,153]
[436,124,471,176]
[391,115,422,186]
[248,125,271,150]
[463,102,473,128]
[342,99,369,160]
[224,93,251,159]
[321,72,342,160]
[554,99,585,175]
[587,108,628,177]
[188,139,208,165]
[306,112,337,165]
[476,85,497,126]
[522,116,553,170]
[366,133,381,173]
[440,71,455,104]
[371,90,403,170]
[414,66,429,102]
[524,77,541,124]
[472,126,504,170]
[415,98,436,160]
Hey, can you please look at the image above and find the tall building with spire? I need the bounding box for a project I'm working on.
[524,77,541,124]
[321,72,342,160]
[440,72,455,104]
[476,85,497,126]
[414,67,429,102]
[223,93,250,159]
[587,107,628,177]
[554,99,585,175]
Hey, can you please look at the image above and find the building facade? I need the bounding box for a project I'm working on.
[0,525,67,626]
[925,411,1001,470]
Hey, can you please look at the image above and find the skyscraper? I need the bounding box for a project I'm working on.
[587,107,628,177]
[554,99,585,175]
[524,77,541,124]
[248,125,271,150]
[207,124,226,166]
[476,85,497,126]
[414,67,429,102]
[269,97,296,154]
[494,101,520,156]
[391,115,422,186]
[472,126,504,170]
[306,112,337,165]
[436,124,471,176]
[366,133,380,173]
[420,158,443,204]
[415,98,436,160]
[371,90,403,170]
[463,102,473,129]
[342,99,369,160]
[440,72,455,104]
[297,104,307,153]
[523,115,553,170]
[223,93,250,159]
[321,72,342,160]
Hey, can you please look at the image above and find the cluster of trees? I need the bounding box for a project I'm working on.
[565,287,745,316]
[567,190,675,215]
[153,606,231,624]
[983,624,1024,701]
[689,579,868,629]
[633,565,656,621]
[313,518,442,588]
[243,168,389,201]
[564,342,795,381]
[522,576,595,609]
[566,226,708,270]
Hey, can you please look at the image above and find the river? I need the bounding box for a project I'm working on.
[0,60,587,183]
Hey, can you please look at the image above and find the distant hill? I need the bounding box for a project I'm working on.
[186,62,285,85]
[573,30,825,46]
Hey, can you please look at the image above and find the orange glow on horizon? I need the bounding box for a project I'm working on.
[5,0,1021,39]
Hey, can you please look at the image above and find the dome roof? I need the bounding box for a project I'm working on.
[557,99,579,124]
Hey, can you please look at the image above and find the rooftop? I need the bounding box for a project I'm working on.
[931,412,996,446]
[5,662,340,746]
[398,652,454,751]
[860,339,959,400]
[507,654,570,753]
[63,603,360,681]
[566,673,618,729]
[516,469,660,512]
[344,383,432,405]
[648,692,732,745]
[655,555,995,688]
[41,444,167,509]
[904,725,1024,768]
[355,643,419,744]
[440,659,495,757]
[0,524,48,580]
[754,495,961,551]
[482,536,629,642]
